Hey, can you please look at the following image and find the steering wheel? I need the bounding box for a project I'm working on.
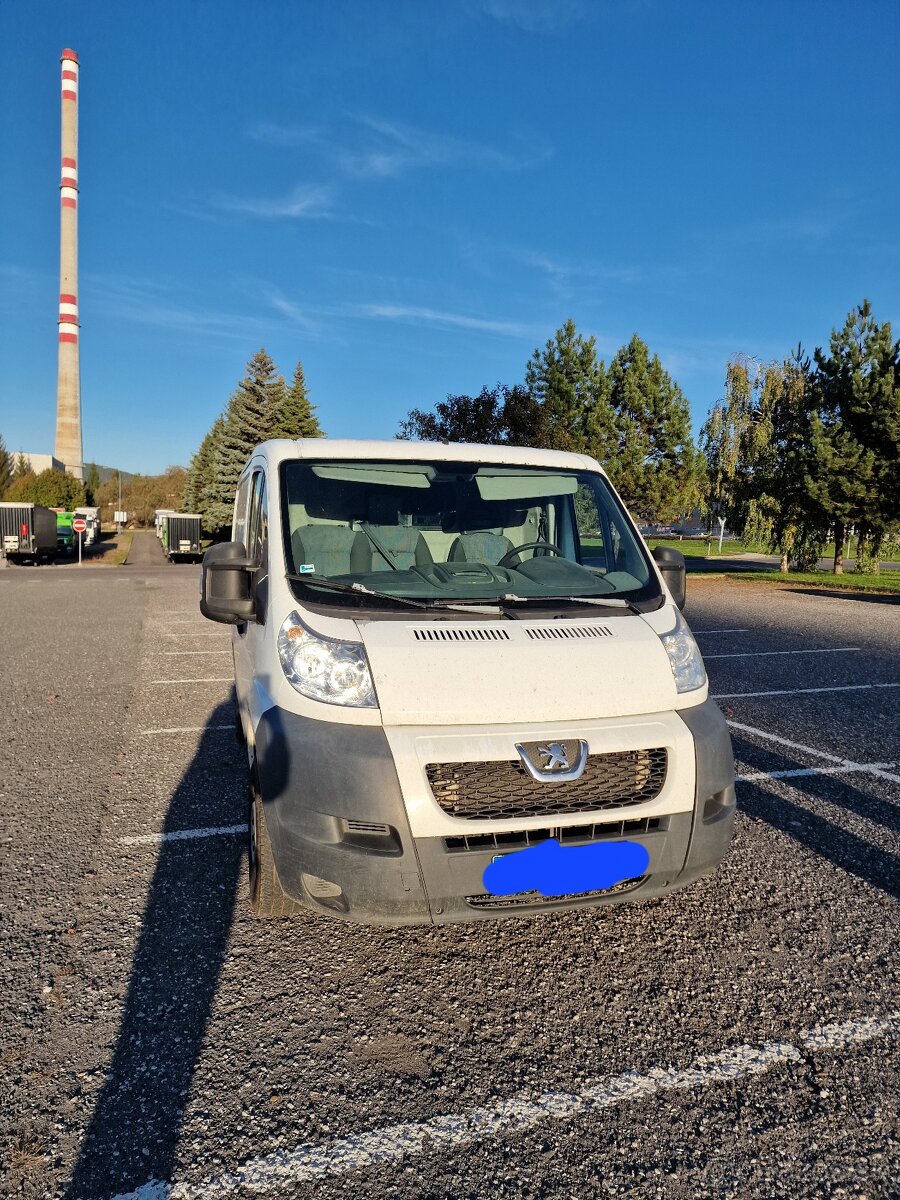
[498,540,564,568]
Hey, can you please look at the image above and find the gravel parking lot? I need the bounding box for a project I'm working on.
[1,567,897,1199]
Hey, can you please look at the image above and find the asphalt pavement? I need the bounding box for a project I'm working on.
[1,567,897,1199]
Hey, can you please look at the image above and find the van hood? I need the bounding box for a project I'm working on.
[356,614,681,726]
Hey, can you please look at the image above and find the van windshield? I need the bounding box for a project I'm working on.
[280,460,659,607]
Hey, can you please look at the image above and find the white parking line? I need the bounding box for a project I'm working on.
[150,677,232,685]
[705,647,859,660]
[118,1010,899,1198]
[155,650,232,656]
[694,628,750,634]
[736,763,897,783]
[712,683,899,700]
[118,823,245,846]
[727,718,900,785]
[140,725,233,735]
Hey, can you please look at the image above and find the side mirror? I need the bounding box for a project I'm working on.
[200,541,256,624]
[652,545,686,611]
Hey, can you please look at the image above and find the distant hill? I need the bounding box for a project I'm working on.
[85,463,137,485]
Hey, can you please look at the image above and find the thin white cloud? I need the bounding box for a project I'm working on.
[346,115,548,176]
[213,183,335,219]
[358,303,542,338]
[246,122,322,147]
[266,293,321,335]
[84,276,276,342]
[476,0,588,33]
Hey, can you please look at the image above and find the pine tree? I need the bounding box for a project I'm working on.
[12,452,29,482]
[606,335,700,520]
[810,301,899,573]
[0,435,10,497]
[525,319,614,455]
[270,361,323,439]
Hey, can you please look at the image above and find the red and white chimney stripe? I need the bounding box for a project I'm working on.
[61,50,79,103]
[59,291,79,344]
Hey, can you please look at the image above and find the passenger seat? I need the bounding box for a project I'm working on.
[291,525,369,576]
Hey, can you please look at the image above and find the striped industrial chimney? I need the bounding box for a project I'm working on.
[54,48,83,480]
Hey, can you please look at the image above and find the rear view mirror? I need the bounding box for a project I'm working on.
[200,541,256,624]
[652,545,686,611]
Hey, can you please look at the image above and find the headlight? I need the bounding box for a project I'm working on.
[277,612,377,708]
[659,609,707,693]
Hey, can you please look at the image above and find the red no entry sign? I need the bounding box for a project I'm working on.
[72,518,87,533]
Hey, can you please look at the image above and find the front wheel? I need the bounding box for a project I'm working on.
[248,775,303,918]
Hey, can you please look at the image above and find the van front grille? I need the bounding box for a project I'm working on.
[426,748,667,821]
[444,816,663,853]
[465,875,648,909]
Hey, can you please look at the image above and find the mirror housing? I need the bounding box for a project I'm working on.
[652,545,686,611]
[200,541,256,624]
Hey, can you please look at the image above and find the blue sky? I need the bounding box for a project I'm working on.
[1,0,898,474]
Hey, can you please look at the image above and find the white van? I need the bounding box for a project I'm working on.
[200,439,735,924]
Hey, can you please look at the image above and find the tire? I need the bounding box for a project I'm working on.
[248,774,303,918]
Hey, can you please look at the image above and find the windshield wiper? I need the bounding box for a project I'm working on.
[286,574,505,615]
[497,593,643,615]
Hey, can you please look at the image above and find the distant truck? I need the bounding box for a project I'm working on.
[154,508,176,540]
[161,513,203,562]
[73,506,101,546]
[0,503,58,564]
[54,511,75,558]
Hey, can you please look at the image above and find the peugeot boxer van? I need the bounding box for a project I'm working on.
[200,439,735,924]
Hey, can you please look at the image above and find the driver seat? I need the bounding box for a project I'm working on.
[448,532,517,566]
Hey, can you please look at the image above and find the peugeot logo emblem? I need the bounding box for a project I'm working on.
[515,738,589,783]
[539,743,569,771]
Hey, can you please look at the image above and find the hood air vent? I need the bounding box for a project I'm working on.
[413,627,511,642]
[524,624,613,640]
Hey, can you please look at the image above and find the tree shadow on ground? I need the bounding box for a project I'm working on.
[787,588,899,606]
[67,699,247,1199]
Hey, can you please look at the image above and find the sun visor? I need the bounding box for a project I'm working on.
[474,472,578,501]
[311,464,435,488]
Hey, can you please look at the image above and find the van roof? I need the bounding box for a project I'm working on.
[252,438,604,474]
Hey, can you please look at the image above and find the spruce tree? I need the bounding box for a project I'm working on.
[12,452,29,482]
[0,435,10,497]
[270,361,323,439]
[203,350,281,533]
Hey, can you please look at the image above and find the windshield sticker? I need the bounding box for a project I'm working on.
[298,563,316,574]
[483,838,650,898]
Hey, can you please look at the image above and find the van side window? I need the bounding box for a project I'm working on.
[575,483,605,566]
[247,472,268,568]
[233,474,252,548]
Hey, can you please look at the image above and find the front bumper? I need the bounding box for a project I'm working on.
[253,697,735,926]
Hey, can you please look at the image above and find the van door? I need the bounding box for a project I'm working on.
[232,468,270,744]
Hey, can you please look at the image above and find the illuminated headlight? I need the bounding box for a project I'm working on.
[277,612,377,708]
[659,609,707,693]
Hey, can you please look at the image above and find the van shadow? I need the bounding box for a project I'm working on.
[67,699,247,1199]
[731,734,900,900]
